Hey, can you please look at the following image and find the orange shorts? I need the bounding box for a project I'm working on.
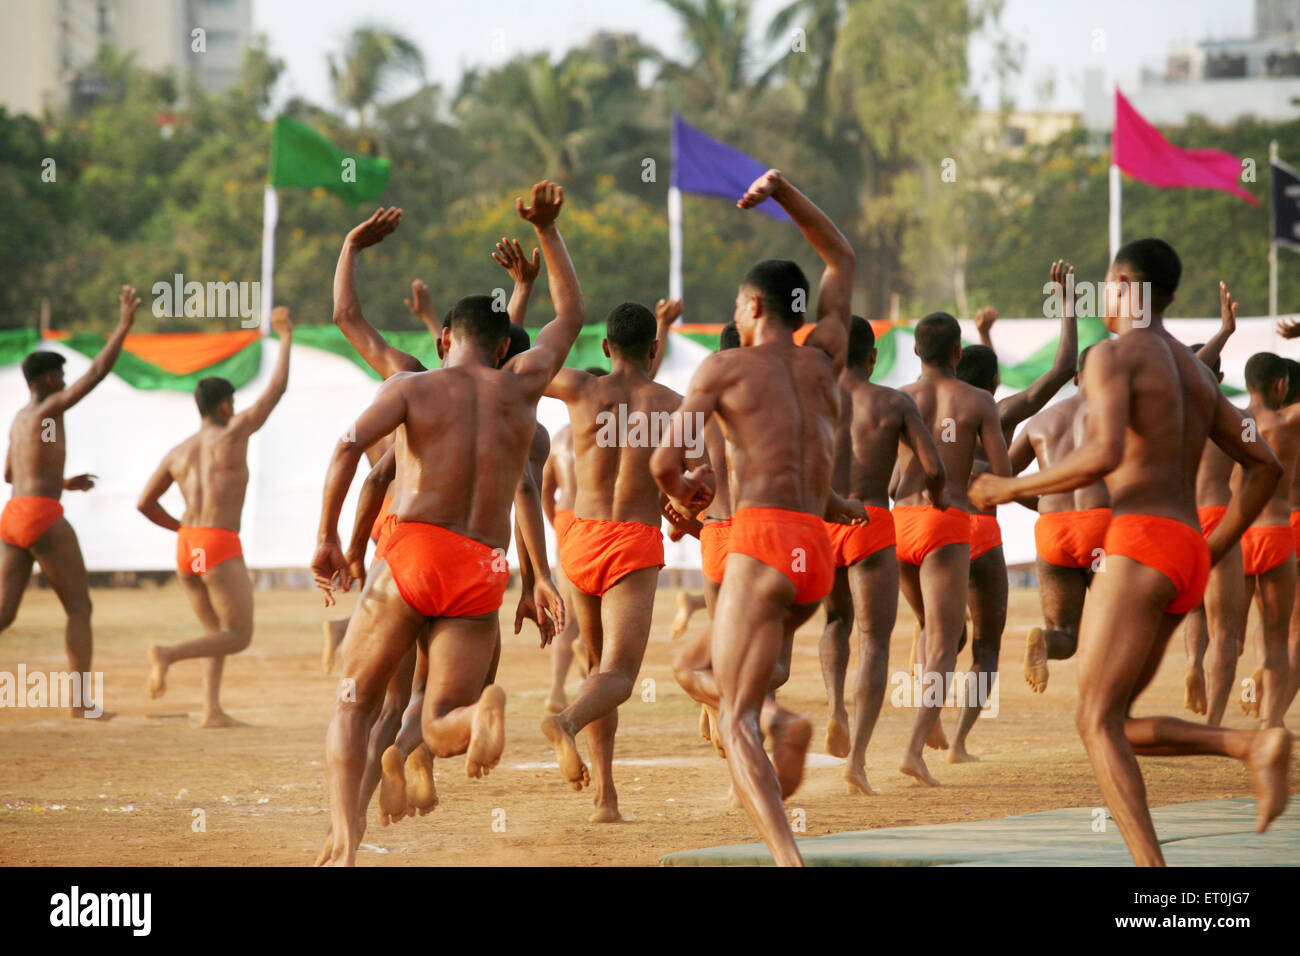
[1241,524,1296,577]
[1290,511,1300,555]
[377,521,509,618]
[729,507,833,605]
[370,496,394,544]
[700,518,732,584]
[1198,504,1228,538]
[1103,514,1210,616]
[893,506,971,566]
[559,517,664,597]
[553,508,575,545]
[824,507,896,568]
[969,513,1002,562]
[0,496,63,550]
[176,526,243,576]
[1034,508,1111,570]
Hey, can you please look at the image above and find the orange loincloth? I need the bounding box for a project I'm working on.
[176,526,243,576]
[1034,507,1111,570]
[823,506,896,568]
[1198,504,1228,539]
[1240,524,1295,577]
[1103,514,1210,615]
[559,517,664,597]
[700,517,733,584]
[969,512,1003,562]
[892,505,971,566]
[376,521,508,617]
[370,496,394,544]
[0,496,63,550]
[728,507,833,605]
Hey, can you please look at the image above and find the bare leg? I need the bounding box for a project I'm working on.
[546,567,579,713]
[1203,546,1245,724]
[713,554,805,867]
[367,645,416,825]
[0,541,35,635]
[952,545,1006,762]
[670,590,707,641]
[1255,557,1296,728]
[323,617,348,673]
[901,542,968,786]
[1028,558,1087,693]
[31,520,96,717]
[818,566,853,759]
[321,561,426,866]
[845,548,897,795]
[1075,555,1290,867]
[1183,608,1209,715]
[419,613,505,778]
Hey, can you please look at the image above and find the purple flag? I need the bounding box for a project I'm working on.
[671,113,791,222]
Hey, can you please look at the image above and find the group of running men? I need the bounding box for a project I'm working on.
[0,169,1293,867]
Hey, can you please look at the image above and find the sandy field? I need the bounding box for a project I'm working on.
[0,582,1295,866]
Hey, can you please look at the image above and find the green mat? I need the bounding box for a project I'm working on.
[660,798,1299,867]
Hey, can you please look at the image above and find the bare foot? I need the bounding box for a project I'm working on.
[466,685,506,779]
[770,711,812,798]
[926,718,949,751]
[825,713,850,759]
[670,591,697,641]
[377,746,408,825]
[845,764,878,796]
[540,714,589,790]
[322,619,347,674]
[405,745,438,815]
[590,790,623,823]
[947,741,979,763]
[698,704,711,743]
[900,751,941,786]
[704,705,725,759]
[727,783,741,809]
[146,645,169,699]
[1245,727,1291,832]
[1024,626,1049,693]
[199,710,247,729]
[314,831,333,867]
[1242,667,1263,718]
[1184,665,1208,715]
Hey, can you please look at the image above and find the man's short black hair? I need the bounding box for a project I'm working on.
[741,259,809,329]
[1284,359,1300,405]
[195,377,235,417]
[914,312,962,365]
[605,302,657,357]
[583,365,608,377]
[956,344,999,392]
[447,294,510,351]
[22,351,65,386]
[847,315,876,369]
[504,324,531,362]
[1113,237,1181,314]
[719,322,740,351]
[1245,351,1289,395]
[1187,342,1220,376]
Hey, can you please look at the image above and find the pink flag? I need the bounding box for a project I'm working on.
[1113,89,1258,206]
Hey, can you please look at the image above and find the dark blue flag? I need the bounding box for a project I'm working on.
[671,113,792,223]
[1273,159,1300,253]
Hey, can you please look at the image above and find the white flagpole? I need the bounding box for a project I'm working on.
[259,184,278,334]
[1270,140,1278,318]
[668,185,683,302]
[1108,164,1121,265]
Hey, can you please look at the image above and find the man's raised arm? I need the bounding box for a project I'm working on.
[1196,281,1238,371]
[48,286,138,414]
[648,298,683,379]
[334,207,425,378]
[403,279,441,339]
[509,182,586,396]
[231,306,293,435]
[491,238,540,327]
[998,260,1078,431]
[738,169,855,371]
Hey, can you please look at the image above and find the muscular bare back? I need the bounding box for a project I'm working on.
[895,376,1000,511]
[163,425,254,532]
[6,404,70,500]
[843,377,929,509]
[700,420,732,520]
[1024,396,1109,512]
[546,424,578,513]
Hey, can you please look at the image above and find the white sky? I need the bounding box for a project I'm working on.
[252,0,1256,114]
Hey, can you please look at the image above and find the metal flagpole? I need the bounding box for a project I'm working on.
[1270,140,1278,318]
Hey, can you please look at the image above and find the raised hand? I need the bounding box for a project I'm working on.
[1278,317,1300,340]
[737,168,783,210]
[403,279,435,320]
[1049,260,1076,316]
[346,207,403,250]
[270,305,293,336]
[63,473,96,492]
[310,540,352,607]
[974,307,997,337]
[516,181,563,229]
[1219,281,1238,337]
[655,298,684,325]
[119,285,141,328]
[492,238,541,284]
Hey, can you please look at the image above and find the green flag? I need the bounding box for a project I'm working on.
[268,115,391,202]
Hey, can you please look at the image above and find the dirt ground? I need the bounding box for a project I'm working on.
[0,581,1294,866]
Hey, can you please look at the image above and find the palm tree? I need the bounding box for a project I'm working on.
[656,0,770,122]
[328,26,425,133]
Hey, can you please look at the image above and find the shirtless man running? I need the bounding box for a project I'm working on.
[972,242,1291,866]
[0,286,138,717]
[538,301,710,822]
[1009,346,1109,694]
[893,312,1010,785]
[653,167,857,867]
[821,315,948,795]
[140,306,294,727]
[311,181,583,866]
